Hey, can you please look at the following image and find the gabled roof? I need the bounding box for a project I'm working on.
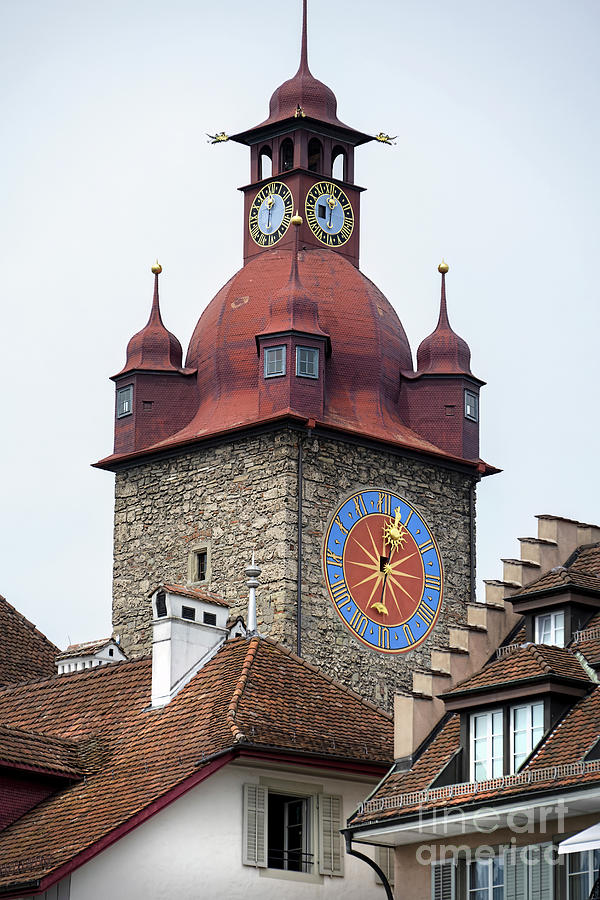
[0,597,59,687]
[0,725,83,779]
[55,638,121,661]
[154,583,231,608]
[442,643,592,700]
[512,543,600,598]
[0,636,392,894]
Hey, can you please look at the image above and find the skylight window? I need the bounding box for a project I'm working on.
[535,610,565,647]
[296,347,319,379]
[511,702,544,771]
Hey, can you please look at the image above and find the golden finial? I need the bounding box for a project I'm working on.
[291,211,303,227]
[151,260,162,275]
[438,259,449,275]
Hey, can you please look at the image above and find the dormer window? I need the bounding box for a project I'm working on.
[511,702,543,771]
[265,346,286,377]
[117,385,133,418]
[470,710,503,781]
[535,610,565,646]
[296,347,319,378]
[465,389,478,422]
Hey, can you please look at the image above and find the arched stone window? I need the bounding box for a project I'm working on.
[279,139,294,172]
[259,146,272,180]
[308,138,323,173]
[332,147,346,181]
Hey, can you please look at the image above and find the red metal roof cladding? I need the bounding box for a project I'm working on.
[0,597,58,687]
[178,247,431,444]
[114,271,183,378]
[416,269,473,376]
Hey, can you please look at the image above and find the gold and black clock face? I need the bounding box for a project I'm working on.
[305,180,354,247]
[249,181,293,247]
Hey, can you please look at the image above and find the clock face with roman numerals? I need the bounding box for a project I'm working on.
[323,489,443,654]
[249,181,294,247]
[305,180,354,247]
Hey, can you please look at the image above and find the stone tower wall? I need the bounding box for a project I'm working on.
[112,427,475,709]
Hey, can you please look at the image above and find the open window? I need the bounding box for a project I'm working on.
[279,139,294,172]
[535,610,565,647]
[258,146,272,180]
[332,147,346,181]
[242,783,343,877]
[308,138,323,173]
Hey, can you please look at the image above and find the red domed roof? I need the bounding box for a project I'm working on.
[115,247,461,458]
[114,272,183,377]
[416,270,472,376]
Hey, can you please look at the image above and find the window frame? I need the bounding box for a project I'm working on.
[470,710,504,782]
[264,346,287,378]
[467,854,504,900]
[295,346,319,379]
[535,610,565,647]
[464,389,479,422]
[116,384,133,419]
[566,848,600,899]
[510,701,544,773]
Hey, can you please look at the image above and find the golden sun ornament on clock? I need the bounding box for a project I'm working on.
[323,489,444,653]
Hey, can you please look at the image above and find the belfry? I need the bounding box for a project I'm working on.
[96,0,493,709]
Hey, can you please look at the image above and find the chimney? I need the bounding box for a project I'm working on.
[150,585,230,708]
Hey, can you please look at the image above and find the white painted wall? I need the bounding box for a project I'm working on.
[70,763,388,900]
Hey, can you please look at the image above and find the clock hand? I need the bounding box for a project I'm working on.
[327,194,336,229]
[372,509,406,616]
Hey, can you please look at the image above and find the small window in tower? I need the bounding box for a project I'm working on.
[142,400,153,411]
[296,347,319,379]
[108,648,114,657]
[308,138,323,173]
[203,611,217,627]
[280,139,294,172]
[465,390,479,422]
[156,591,167,618]
[195,550,208,582]
[181,605,196,621]
[265,346,286,378]
[116,385,133,419]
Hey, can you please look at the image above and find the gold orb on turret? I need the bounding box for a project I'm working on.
[438,260,449,275]
[151,260,163,275]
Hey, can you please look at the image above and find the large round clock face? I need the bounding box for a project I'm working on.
[305,180,354,247]
[249,181,293,247]
[323,489,443,654]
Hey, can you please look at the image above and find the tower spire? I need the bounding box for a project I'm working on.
[298,0,309,74]
[436,259,451,330]
[149,260,164,326]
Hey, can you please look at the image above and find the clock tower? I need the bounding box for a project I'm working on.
[97,0,494,710]
[233,0,369,268]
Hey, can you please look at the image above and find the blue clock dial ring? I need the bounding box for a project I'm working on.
[323,489,444,654]
[305,180,354,247]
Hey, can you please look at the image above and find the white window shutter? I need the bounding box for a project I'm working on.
[432,861,455,900]
[318,794,344,876]
[242,784,267,867]
[530,844,554,900]
[375,846,395,885]
[504,846,528,900]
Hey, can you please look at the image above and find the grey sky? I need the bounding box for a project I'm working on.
[1,0,598,649]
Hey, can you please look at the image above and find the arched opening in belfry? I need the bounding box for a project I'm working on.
[279,139,294,172]
[332,147,346,181]
[308,138,323,173]
[259,146,272,180]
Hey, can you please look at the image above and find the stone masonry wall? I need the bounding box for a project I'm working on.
[112,427,476,710]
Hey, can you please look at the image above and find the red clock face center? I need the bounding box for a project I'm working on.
[342,514,425,628]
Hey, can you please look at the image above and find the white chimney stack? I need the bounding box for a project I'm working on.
[150,585,230,708]
[245,552,261,636]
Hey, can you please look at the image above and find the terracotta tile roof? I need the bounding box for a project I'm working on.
[157,583,231,608]
[55,638,119,661]
[512,543,600,597]
[0,636,392,890]
[351,687,600,827]
[573,613,600,666]
[0,725,82,778]
[0,597,59,687]
[442,643,592,697]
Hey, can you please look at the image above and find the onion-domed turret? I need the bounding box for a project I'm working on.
[261,0,344,129]
[416,262,472,376]
[115,263,183,377]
